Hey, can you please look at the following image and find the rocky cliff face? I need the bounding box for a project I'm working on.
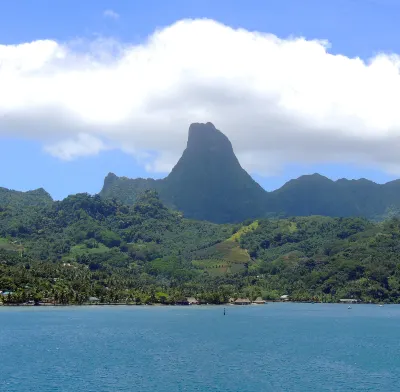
[99,122,268,223]
[163,122,267,222]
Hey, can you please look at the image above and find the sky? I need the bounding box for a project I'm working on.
[1,0,400,199]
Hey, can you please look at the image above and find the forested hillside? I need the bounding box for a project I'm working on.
[2,189,400,305]
[0,187,52,208]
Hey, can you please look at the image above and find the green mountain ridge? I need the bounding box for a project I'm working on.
[270,173,400,220]
[100,122,267,223]
[0,187,53,209]
[4,123,400,224]
[99,123,400,223]
[2,190,400,304]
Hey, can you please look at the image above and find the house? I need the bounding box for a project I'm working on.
[253,297,265,304]
[88,296,100,303]
[1,291,13,296]
[280,295,290,301]
[187,297,199,305]
[339,299,358,304]
[234,298,251,305]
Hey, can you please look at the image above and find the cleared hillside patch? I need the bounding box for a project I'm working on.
[228,220,259,242]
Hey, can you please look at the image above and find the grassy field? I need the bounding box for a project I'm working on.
[215,241,250,262]
[0,237,21,252]
[190,222,255,275]
[61,243,112,261]
[228,220,259,242]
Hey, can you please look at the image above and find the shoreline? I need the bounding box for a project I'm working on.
[0,301,388,307]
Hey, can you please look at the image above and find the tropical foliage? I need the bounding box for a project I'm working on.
[2,189,400,305]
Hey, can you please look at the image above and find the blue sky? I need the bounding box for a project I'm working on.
[1,0,400,199]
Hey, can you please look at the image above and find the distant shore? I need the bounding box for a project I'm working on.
[1,302,244,307]
[2,301,272,307]
[0,300,386,307]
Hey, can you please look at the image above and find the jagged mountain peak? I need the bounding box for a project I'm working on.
[187,122,232,152]
[100,122,267,223]
[98,122,400,223]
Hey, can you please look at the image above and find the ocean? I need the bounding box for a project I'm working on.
[1,303,399,391]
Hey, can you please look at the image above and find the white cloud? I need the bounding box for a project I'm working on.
[2,18,400,176]
[103,9,119,20]
[44,133,108,160]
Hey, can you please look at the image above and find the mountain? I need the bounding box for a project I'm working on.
[0,187,53,209]
[100,173,163,205]
[100,122,400,222]
[3,123,400,224]
[268,174,400,221]
[100,122,268,223]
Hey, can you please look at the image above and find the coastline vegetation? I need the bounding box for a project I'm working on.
[1,190,400,305]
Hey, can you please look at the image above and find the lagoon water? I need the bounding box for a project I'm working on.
[1,303,399,392]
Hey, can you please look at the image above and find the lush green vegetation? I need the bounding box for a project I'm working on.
[0,190,237,305]
[2,188,400,305]
[0,187,52,208]
[268,174,400,221]
[5,123,400,305]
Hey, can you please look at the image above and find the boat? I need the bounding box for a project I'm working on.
[348,306,352,309]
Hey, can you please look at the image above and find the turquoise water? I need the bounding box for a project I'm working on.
[1,303,399,391]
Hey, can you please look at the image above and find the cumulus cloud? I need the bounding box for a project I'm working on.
[44,133,108,160]
[103,9,119,19]
[1,18,400,176]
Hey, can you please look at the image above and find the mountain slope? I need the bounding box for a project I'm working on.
[268,174,400,220]
[238,215,400,302]
[100,122,268,223]
[3,192,400,304]
[99,123,400,223]
[162,122,267,222]
[100,173,164,205]
[0,187,53,209]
